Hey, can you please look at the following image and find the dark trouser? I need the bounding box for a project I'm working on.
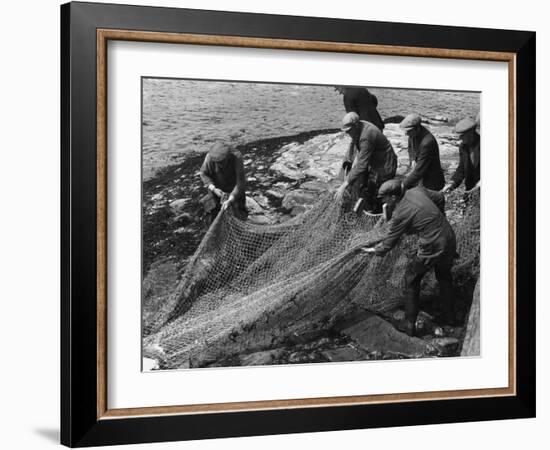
[403,252,455,327]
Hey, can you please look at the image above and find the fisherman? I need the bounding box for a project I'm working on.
[335,86,385,130]
[399,113,445,191]
[336,112,397,213]
[199,142,248,223]
[362,180,457,336]
[441,117,480,193]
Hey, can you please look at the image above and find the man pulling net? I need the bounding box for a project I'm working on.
[362,180,458,336]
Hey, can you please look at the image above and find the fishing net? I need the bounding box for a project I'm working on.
[143,187,480,369]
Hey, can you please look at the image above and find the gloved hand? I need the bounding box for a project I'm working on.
[342,161,352,173]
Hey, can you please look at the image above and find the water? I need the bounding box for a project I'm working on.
[142,79,479,179]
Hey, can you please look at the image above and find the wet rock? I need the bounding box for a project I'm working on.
[321,346,364,362]
[304,168,332,182]
[173,212,193,224]
[245,196,264,215]
[287,330,328,345]
[300,180,331,192]
[461,278,480,356]
[169,198,190,214]
[270,162,306,180]
[248,215,272,225]
[239,349,285,366]
[281,190,317,211]
[343,313,433,357]
[266,189,285,200]
[252,194,270,209]
[429,337,460,356]
[151,193,164,202]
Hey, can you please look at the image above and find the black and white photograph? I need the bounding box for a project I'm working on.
[141,79,481,371]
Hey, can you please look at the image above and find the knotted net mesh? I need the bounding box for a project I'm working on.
[143,188,480,369]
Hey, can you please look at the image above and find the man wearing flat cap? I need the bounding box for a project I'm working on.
[199,142,248,223]
[399,113,445,191]
[362,179,458,336]
[442,117,480,193]
[336,112,397,212]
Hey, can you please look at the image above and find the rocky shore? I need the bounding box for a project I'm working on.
[143,117,476,369]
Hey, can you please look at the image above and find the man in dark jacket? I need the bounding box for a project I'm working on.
[442,117,480,192]
[336,86,385,130]
[399,113,445,191]
[336,112,397,212]
[199,142,248,223]
[362,180,457,336]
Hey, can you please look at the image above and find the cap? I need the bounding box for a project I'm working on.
[341,112,360,131]
[454,117,476,134]
[377,179,403,198]
[208,142,231,162]
[399,113,421,131]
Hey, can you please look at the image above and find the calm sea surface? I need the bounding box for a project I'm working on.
[142,79,479,179]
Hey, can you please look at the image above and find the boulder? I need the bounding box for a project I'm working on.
[281,190,317,211]
[248,215,272,225]
[169,198,190,214]
[430,337,460,356]
[304,168,332,182]
[239,349,286,366]
[252,194,270,209]
[245,196,264,215]
[300,180,331,192]
[342,313,435,357]
[321,346,364,362]
[265,189,285,200]
[461,278,480,356]
[270,162,305,181]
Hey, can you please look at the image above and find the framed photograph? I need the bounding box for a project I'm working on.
[61,1,535,447]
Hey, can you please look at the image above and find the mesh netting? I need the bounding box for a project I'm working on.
[143,188,480,368]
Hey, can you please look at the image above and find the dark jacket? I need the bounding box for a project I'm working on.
[450,136,480,190]
[200,151,246,200]
[403,125,445,191]
[345,121,397,187]
[374,187,456,260]
[343,88,385,130]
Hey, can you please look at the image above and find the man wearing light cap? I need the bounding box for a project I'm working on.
[199,142,247,223]
[336,112,397,212]
[441,117,480,193]
[399,113,445,191]
[362,179,457,336]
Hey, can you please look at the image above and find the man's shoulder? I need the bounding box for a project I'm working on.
[419,128,437,148]
[360,121,383,138]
